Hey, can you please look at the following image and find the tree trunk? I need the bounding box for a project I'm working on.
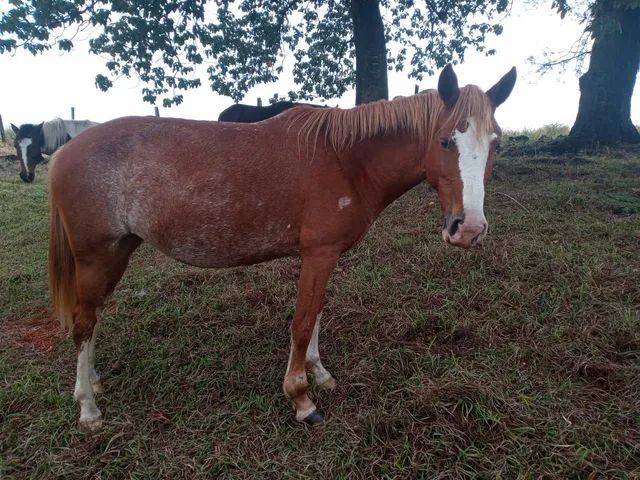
[350,0,388,104]
[569,1,640,145]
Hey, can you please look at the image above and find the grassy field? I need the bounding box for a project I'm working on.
[1,143,640,479]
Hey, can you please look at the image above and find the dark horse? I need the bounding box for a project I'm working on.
[48,65,516,430]
[11,118,98,182]
[218,101,322,122]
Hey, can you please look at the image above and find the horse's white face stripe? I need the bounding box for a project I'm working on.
[18,138,32,171]
[452,119,497,217]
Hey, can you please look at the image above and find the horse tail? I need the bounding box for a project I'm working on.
[48,191,76,331]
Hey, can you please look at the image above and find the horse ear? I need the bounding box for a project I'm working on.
[438,64,459,108]
[487,67,517,108]
[37,122,44,130]
[11,123,19,134]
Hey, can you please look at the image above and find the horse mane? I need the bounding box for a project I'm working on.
[290,85,493,153]
[42,118,68,154]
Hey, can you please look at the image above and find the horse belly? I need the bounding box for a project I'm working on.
[163,234,297,268]
[138,215,299,269]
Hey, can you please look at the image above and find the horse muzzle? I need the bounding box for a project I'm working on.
[20,171,35,183]
[441,213,487,249]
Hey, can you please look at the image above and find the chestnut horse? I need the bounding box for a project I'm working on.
[48,64,516,430]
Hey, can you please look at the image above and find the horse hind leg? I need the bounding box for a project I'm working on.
[73,303,102,431]
[305,311,336,391]
[88,322,103,394]
[72,236,140,431]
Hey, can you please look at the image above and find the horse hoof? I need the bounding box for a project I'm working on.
[303,409,325,426]
[91,382,104,394]
[318,376,336,391]
[79,416,103,432]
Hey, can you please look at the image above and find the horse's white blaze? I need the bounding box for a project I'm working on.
[453,119,497,217]
[306,313,332,386]
[74,340,102,423]
[18,138,32,171]
[338,196,352,210]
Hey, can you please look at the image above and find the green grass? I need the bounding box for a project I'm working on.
[503,124,640,144]
[1,149,640,478]
[504,123,570,141]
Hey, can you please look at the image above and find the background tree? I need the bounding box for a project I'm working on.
[0,0,508,106]
[537,0,640,145]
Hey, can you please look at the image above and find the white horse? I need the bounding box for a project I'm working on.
[11,118,99,182]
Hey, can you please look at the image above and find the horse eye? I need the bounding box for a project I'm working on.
[440,138,450,150]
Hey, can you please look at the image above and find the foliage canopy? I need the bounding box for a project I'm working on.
[0,0,508,105]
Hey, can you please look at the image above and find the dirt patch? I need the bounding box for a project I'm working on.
[573,358,621,390]
[4,308,65,353]
[399,321,480,355]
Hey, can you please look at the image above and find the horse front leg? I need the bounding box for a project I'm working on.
[283,252,338,425]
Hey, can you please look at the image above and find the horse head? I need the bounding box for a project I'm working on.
[11,122,45,183]
[426,64,517,249]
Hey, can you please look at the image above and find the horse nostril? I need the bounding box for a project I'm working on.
[448,217,464,236]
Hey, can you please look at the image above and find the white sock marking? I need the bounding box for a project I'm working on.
[88,324,100,387]
[306,313,332,385]
[74,340,101,423]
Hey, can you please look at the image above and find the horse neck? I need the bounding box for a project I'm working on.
[342,134,427,220]
[42,119,66,154]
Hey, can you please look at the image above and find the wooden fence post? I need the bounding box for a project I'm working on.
[154,107,160,117]
[414,84,419,94]
[0,114,5,143]
[257,97,262,106]
[71,107,75,120]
